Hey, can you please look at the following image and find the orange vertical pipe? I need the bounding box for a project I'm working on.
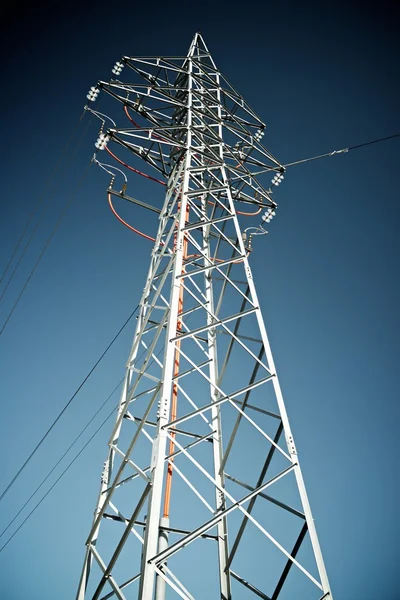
[163,200,189,518]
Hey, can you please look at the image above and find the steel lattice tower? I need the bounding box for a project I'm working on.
[77,33,333,600]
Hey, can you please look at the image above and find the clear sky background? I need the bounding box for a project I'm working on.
[0,2,399,599]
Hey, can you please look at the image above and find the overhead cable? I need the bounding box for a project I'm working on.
[0,159,92,338]
[283,132,400,168]
[0,304,139,503]
[0,404,116,554]
[0,340,164,553]
[0,110,87,290]
[0,377,124,541]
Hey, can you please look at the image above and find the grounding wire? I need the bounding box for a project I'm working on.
[0,109,87,290]
[0,157,92,338]
[0,303,139,503]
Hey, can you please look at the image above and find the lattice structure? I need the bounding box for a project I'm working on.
[77,33,333,600]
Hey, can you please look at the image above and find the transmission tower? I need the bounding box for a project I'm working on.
[77,33,333,600]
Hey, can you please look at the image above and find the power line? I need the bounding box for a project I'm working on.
[283,132,400,168]
[348,132,400,150]
[0,334,153,541]
[0,304,139,503]
[0,377,124,541]
[0,403,116,555]
[0,211,35,287]
[0,204,50,304]
[0,158,92,338]
[0,109,87,289]
[0,340,164,552]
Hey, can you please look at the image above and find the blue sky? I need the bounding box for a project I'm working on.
[0,2,399,599]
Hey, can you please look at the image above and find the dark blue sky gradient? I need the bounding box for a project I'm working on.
[0,2,399,599]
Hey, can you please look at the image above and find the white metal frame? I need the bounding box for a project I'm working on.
[77,33,333,600]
